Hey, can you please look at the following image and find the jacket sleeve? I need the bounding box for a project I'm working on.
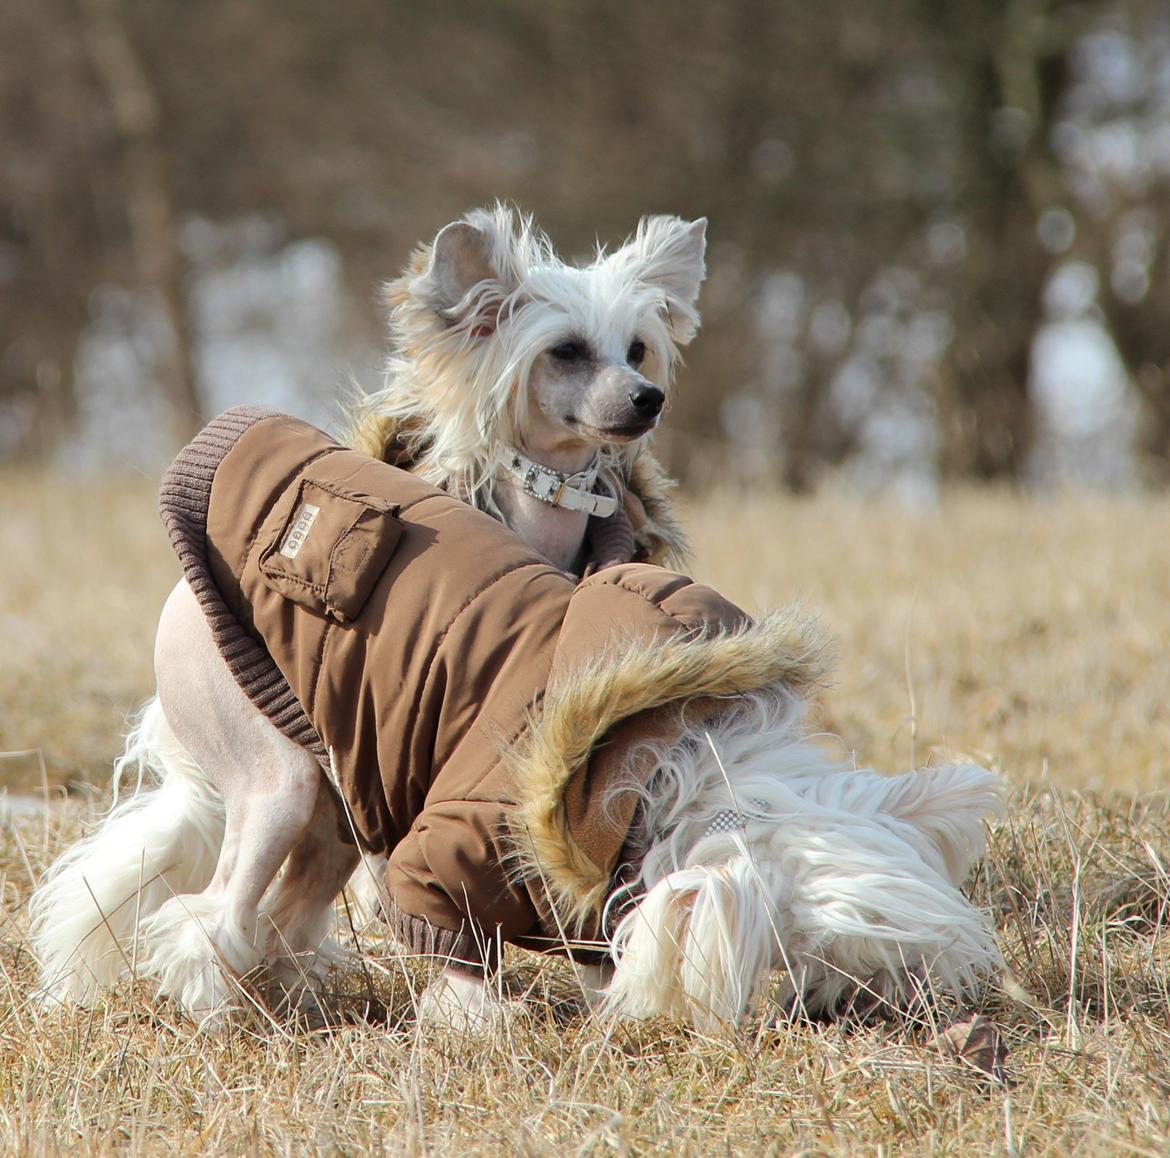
[384,799,540,971]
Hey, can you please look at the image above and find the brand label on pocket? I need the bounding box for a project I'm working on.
[279,502,320,559]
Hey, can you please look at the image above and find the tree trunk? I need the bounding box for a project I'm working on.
[935,0,1073,480]
[76,0,201,443]
[1099,235,1170,480]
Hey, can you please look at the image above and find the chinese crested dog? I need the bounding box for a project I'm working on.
[343,207,704,915]
[29,410,1003,1034]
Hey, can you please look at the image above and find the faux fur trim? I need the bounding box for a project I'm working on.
[626,450,688,569]
[346,410,430,469]
[505,606,832,932]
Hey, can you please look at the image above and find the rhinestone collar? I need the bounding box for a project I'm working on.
[503,450,619,518]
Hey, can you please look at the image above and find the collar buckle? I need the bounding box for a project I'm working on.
[506,451,619,518]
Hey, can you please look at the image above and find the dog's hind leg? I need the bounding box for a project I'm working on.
[141,579,323,1025]
[29,696,225,1006]
[258,783,360,1016]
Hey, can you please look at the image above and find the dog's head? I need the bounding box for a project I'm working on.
[603,695,1003,1030]
[384,205,706,482]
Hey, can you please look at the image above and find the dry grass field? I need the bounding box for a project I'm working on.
[3,467,1170,1155]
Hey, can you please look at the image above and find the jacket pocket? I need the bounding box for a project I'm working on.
[259,477,402,623]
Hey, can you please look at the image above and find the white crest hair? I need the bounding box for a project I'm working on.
[352,204,707,511]
[603,693,1003,1029]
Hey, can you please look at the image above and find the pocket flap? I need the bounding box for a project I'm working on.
[259,478,401,623]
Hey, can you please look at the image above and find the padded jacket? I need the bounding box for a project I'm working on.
[160,408,828,965]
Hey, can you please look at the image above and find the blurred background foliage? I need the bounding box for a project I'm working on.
[1,0,1168,495]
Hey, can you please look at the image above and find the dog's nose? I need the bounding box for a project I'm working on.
[629,383,665,418]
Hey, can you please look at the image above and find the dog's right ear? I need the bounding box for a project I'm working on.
[415,217,515,338]
[608,216,708,347]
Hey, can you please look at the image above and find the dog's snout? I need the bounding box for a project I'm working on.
[629,383,665,418]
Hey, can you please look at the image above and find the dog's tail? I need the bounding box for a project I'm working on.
[29,696,225,1006]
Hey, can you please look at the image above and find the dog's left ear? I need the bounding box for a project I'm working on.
[415,210,524,338]
[612,216,708,346]
[420,222,499,337]
[431,222,492,301]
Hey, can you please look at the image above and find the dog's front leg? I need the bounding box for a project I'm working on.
[574,960,614,1011]
[416,965,524,1031]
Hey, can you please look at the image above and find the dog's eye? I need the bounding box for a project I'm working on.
[627,339,646,366]
[550,341,585,363]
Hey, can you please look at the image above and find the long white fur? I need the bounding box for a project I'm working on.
[31,580,355,1025]
[134,892,261,1024]
[29,698,225,1005]
[30,672,1002,1031]
[603,693,1002,1029]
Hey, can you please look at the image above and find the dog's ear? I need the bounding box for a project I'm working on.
[607,858,774,1028]
[416,213,522,338]
[613,216,708,345]
[428,223,495,311]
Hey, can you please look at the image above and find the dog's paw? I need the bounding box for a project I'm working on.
[416,970,526,1033]
[136,894,263,1027]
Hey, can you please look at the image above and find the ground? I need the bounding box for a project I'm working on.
[2,470,1169,1154]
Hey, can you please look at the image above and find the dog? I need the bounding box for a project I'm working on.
[345,205,705,575]
[29,409,1002,1032]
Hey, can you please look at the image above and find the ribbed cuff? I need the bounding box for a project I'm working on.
[158,406,329,767]
[586,507,637,572]
[385,900,499,974]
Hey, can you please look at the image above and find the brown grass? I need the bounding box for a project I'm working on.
[3,469,1170,1154]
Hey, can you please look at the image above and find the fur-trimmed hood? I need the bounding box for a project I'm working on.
[508,595,830,933]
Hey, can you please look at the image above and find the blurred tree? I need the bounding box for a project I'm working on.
[1077,0,1170,479]
[0,0,106,454]
[1104,243,1170,477]
[77,0,199,440]
[925,0,1086,480]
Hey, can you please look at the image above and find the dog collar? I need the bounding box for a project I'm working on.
[503,450,619,518]
[702,798,769,839]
